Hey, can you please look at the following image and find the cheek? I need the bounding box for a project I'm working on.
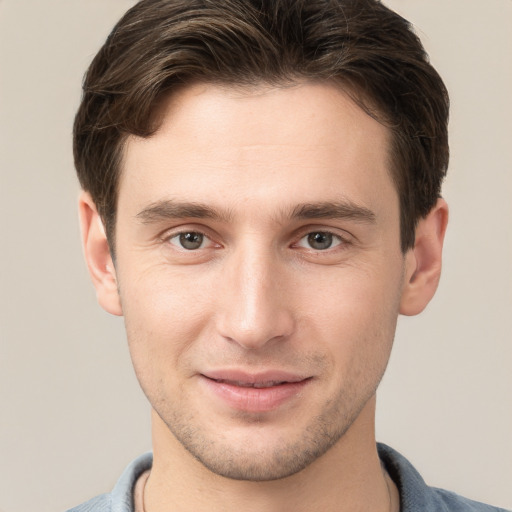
[299,264,403,369]
[119,267,215,382]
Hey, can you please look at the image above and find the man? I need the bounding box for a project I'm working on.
[68,0,508,511]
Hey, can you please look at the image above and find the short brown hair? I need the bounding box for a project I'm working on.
[74,0,449,252]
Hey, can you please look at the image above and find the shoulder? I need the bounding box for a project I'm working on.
[377,443,510,512]
[66,493,110,512]
[65,452,153,512]
[432,487,510,512]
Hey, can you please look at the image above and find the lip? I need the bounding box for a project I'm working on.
[199,369,311,413]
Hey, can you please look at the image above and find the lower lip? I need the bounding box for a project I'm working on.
[200,376,310,413]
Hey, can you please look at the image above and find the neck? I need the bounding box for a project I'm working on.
[144,397,398,512]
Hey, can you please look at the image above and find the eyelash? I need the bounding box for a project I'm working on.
[167,230,216,251]
[163,228,350,253]
[294,230,346,251]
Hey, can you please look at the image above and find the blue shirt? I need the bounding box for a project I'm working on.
[67,444,510,511]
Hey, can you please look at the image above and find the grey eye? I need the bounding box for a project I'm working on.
[296,231,342,251]
[307,232,334,250]
[170,232,205,250]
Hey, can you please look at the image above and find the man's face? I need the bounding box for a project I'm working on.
[113,82,408,480]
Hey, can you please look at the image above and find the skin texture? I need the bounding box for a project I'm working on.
[80,82,447,511]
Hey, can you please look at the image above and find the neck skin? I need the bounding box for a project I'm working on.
[144,395,399,512]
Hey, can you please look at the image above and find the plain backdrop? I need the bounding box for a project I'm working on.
[0,1,511,511]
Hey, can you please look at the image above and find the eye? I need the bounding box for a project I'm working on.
[168,231,210,250]
[297,231,342,251]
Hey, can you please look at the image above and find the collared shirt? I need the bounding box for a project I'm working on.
[66,444,510,512]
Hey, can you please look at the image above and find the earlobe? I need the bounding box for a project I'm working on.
[78,191,123,316]
[400,198,449,316]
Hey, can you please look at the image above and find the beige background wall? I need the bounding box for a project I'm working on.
[0,1,511,511]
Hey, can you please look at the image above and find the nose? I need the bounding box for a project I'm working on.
[215,243,295,350]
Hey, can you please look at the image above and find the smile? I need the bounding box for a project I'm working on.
[200,371,312,413]
[212,379,288,388]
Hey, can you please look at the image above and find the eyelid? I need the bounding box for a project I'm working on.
[296,231,343,248]
[169,232,209,250]
[292,225,354,244]
[160,224,222,250]
[157,223,354,252]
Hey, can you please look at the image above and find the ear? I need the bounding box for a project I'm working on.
[400,198,449,316]
[78,191,123,316]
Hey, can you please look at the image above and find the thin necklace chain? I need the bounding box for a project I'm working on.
[383,465,399,512]
[141,468,399,512]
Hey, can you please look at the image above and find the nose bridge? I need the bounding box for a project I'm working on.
[217,237,294,349]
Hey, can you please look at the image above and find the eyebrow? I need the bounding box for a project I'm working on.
[289,201,376,224]
[136,199,376,225]
[136,200,233,224]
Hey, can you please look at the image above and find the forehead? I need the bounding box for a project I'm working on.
[119,82,397,223]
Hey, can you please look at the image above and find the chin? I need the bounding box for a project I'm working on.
[160,403,358,482]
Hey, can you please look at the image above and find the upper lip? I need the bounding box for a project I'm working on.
[201,369,310,387]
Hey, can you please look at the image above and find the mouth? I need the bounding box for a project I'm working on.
[210,378,299,388]
[199,370,312,412]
